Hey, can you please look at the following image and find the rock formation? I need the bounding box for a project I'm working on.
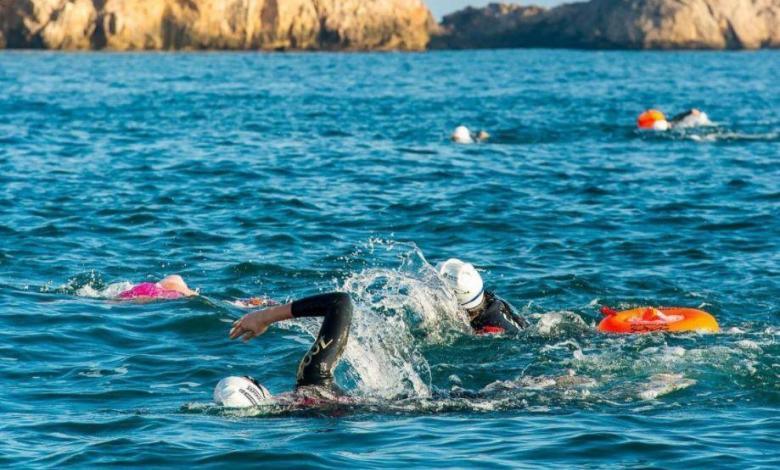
[432,0,780,50]
[0,0,436,50]
[3,0,779,51]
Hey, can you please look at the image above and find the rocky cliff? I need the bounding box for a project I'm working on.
[0,0,436,50]
[432,0,780,50]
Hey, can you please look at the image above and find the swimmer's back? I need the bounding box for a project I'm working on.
[117,282,183,300]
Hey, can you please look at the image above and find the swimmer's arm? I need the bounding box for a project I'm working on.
[228,292,352,342]
[505,302,530,330]
[229,303,293,342]
[477,299,528,333]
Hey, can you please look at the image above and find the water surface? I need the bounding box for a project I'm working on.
[0,50,778,467]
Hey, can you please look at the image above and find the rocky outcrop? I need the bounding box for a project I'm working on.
[4,0,778,51]
[430,3,545,49]
[432,0,780,50]
[0,0,436,50]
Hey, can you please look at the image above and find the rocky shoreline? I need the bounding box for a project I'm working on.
[432,0,780,50]
[1,0,779,51]
[0,0,435,51]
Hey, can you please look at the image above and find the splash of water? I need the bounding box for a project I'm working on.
[57,270,133,299]
[320,240,470,398]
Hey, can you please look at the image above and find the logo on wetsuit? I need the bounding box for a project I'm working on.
[296,337,334,381]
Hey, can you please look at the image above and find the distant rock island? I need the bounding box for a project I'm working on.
[432,0,780,50]
[0,0,435,50]
[1,0,779,50]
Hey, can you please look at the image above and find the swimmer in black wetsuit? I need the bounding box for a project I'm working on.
[214,292,352,408]
[669,108,712,128]
[438,258,528,335]
[637,108,712,131]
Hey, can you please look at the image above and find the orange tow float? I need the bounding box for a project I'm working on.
[636,109,670,131]
[598,306,719,334]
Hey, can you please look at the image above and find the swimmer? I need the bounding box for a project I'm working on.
[637,108,712,131]
[451,125,490,144]
[229,296,278,309]
[669,108,712,128]
[214,292,352,408]
[437,259,528,335]
[116,274,198,300]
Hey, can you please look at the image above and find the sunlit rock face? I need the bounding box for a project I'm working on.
[432,0,780,50]
[0,0,436,50]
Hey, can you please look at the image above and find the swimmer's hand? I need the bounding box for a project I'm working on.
[230,311,269,342]
[229,303,293,343]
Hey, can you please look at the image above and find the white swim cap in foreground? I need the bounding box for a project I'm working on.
[451,125,474,144]
[214,376,271,408]
[437,258,485,310]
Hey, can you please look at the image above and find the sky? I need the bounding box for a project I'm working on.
[427,1,566,19]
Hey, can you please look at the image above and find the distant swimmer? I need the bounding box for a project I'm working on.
[668,108,712,128]
[637,108,712,131]
[230,296,277,309]
[117,274,198,300]
[437,259,528,335]
[214,292,352,408]
[451,125,490,144]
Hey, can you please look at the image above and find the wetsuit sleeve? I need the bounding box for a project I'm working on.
[502,300,530,331]
[291,292,353,389]
[471,295,528,335]
[670,110,692,123]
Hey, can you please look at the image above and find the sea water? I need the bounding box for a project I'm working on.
[0,50,778,467]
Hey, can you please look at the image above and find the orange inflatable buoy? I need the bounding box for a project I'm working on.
[637,109,669,131]
[598,306,719,334]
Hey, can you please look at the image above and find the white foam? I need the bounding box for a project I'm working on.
[78,369,103,378]
[531,311,588,337]
[317,241,471,399]
[75,281,134,299]
[736,340,762,352]
[638,373,696,400]
[150,382,200,389]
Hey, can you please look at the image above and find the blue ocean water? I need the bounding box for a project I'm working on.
[0,50,778,468]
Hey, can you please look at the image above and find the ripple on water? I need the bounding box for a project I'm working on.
[0,50,779,466]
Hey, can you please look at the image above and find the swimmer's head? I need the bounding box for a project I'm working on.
[158,275,197,297]
[637,109,669,131]
[437,258,485,310]
[214,376,272,408]
[451,125,474,144]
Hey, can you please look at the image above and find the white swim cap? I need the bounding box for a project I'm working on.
[214,376,271,408]
[437,258,485,310]
[451,125,474,144]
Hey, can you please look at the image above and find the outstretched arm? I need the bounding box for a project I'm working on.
[228,292,353,390]
[230,303,293,342]
[229,292,353,343]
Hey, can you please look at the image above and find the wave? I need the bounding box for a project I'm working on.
[636,126,780,143]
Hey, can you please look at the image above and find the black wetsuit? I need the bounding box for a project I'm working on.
[670,109,695,124]
[469,291,528,334]
[291,292,353,390]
